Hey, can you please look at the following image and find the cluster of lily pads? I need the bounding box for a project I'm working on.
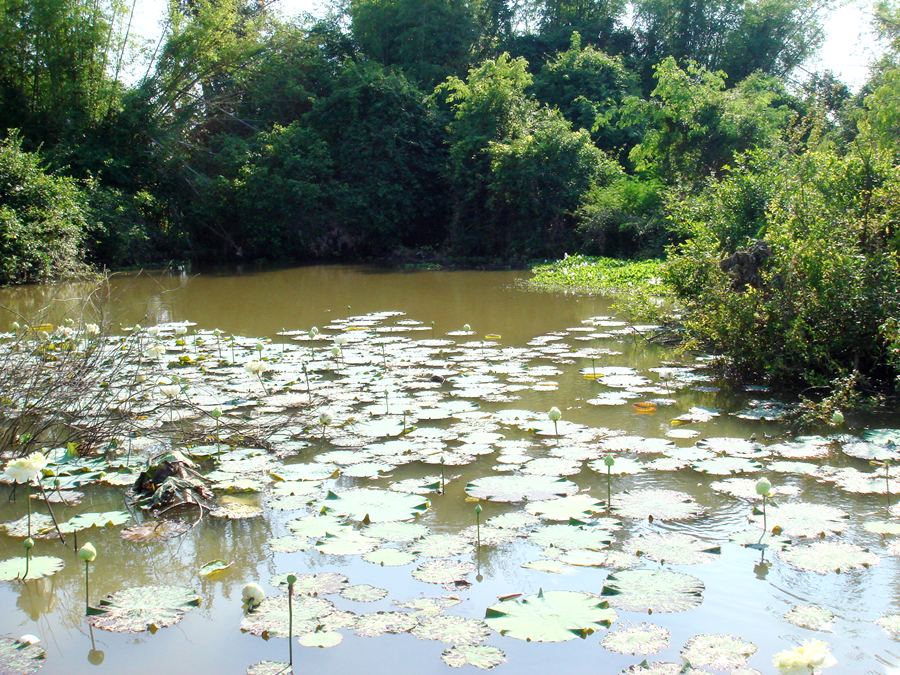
[0,311,897,674]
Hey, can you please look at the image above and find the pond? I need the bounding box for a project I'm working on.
[0,265,897,675]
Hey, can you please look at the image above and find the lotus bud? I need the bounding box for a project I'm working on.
[211,407,223,419]
[548,407,562,422]
[331,346,341,358]
[23,537,34,550]
[78,543,97,563]
[474,504,482,515]
[85,323,100,336]
[241,582,265,608]
[286,574,297,586]
[319,411,333,426]
[463,324,471,332]
[160,384,180,399]
[830,410,844,425]
[603,454,615,467]
[755,477,772,497]
[309,327,319,339]
[175,325,187,335]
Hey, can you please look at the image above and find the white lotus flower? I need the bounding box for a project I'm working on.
[319,411,333,426]
[242,582,265,608]
[159,384,180,399]
[334,334,349,347]
[4,452,48,484]
[773,639,836,673]
[175,325,188,335]
[84,323,100,336]
[245,360,269,376]
[146,344,166,358]
[58,326,75,340]
[17,635,40,646]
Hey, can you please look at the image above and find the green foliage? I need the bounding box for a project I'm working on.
[627,58,794,183]
[532,33,637,152]
[349,0,476,87]
[631,0,824,90]
[576,174,667,256]
[530,254,666,292]
[0,133,87,284]
[666,144,900,387]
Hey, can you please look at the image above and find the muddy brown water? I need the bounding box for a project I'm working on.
[0,266,896,675]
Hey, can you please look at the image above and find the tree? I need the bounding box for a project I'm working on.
[0,132,88,284]
[631,0,824,90]
[626,58,794,184]
[348,0,477,87]
[532,32,636,152]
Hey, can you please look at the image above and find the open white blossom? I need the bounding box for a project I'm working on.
[773,639,837,674]
[4,452,48,484]
[245,360,270,376]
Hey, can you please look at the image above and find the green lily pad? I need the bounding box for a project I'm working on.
[601,570,704,613]
[1,515,55,538]
[198,560,233,578]
[240,595,335,638]
[465,475,578,503]
[412,559,475,585]
[0,556,64,581]
[297,629,343,648]
[525,494,605,521]
[624,532,721,565]
[681,633,756,670]
[315,531,380,556]
[246,661,291,675]
[354,611,418,637]
[778,541,879,574]
[441,645,506,669]
[411,614,492,645]
[784,605,836,632]
[484,590,617,642]
[363,521,429,542]
[762,503,849,538]
[530,523,615,551]
[601,623,670,655]
[322,488,428,522]
[0,636,45,674]
[363,548,417,566]
[614,490,704,521]
[89,585,201,633]
[340,584,388,602]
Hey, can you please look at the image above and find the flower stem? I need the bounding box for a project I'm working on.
[36,480,65,545]
[84,561,90,614]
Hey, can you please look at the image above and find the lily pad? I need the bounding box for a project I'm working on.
[241,595,334,638]
[876,614,900,639]
[778,541,879,574]
[246,661,291,675]
[484,590,617,642]
[784,605,835,632]
[198,560,233,578]
[322,488,428,522]
[614,490,704,521]
[341,584,388,603]
[364,548,416,566]
[441,645,506,669]
[681,633,756,670]
[297,629,343,648]
[465,475,579,503]
[0,557,64,581]
[601,623,670,655]
[412,559,475,585]
[89,585,201,633]
[411,614,492,645]
[354,611,418,637]
[624,532,721,565]
[0,636,45,674]
[601,570,704,613]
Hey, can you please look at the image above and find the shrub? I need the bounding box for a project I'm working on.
[0,132,88,284]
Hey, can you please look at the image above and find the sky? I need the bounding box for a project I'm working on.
[129,0,886,90]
